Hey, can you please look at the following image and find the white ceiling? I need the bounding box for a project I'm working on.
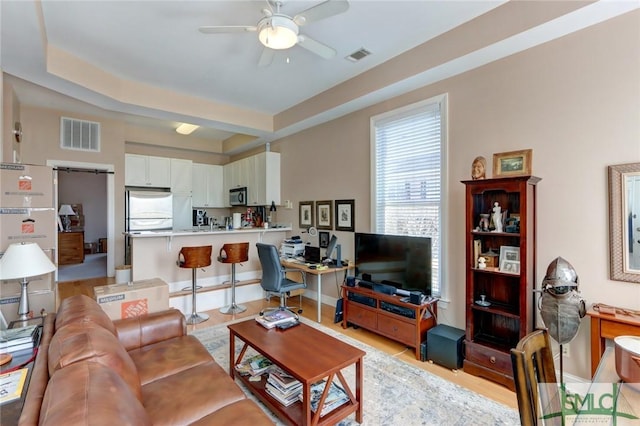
[2,1,637,153]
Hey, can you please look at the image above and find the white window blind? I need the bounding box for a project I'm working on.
[371,96,445,296]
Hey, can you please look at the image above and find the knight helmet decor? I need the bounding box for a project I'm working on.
[539,257,586,345]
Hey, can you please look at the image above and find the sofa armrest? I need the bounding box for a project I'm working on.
[114,309,186,351]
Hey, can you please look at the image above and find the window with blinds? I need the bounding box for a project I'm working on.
[371,95,446,296]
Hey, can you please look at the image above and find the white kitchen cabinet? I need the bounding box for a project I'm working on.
[125,154,171,188]
[249,152,280,206]
[222,152,280,206]
[170,158,193,194]
[192,163,224,208]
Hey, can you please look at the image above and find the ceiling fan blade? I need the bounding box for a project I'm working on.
[258,48,275,67]
[293,0,349,26]
[297,35,336,59]
[199,26,257,34]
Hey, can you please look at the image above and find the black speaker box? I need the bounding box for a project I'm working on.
[334,299,344,323]
[426,324,465,369]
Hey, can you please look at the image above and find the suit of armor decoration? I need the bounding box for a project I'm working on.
[539,257,586,345]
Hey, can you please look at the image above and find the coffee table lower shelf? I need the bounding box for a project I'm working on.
[235,373,359,426]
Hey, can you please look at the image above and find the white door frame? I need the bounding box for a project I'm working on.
[47,159,116,278]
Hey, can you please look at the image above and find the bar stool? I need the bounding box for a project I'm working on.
[218,242,249,314]
[177,245,212,324]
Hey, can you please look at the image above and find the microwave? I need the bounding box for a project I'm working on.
[229,187,247,206]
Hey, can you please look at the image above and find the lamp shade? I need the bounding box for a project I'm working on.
[0,242,56,280]
[258,16,298,50]
[58,204,76,216]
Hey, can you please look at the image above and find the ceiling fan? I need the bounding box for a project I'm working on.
[199,0,349,67]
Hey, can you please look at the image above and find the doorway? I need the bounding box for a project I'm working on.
[47,160,116,282]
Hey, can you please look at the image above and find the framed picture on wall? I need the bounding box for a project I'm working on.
[299,201,314,228]
[335,199,355,232]
[316,200,333,230]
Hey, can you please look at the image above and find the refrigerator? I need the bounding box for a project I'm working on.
[0,163,57,324]
[124,188,173,264]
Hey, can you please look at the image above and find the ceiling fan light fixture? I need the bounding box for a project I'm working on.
[258,16,298,50]
[176,123,199,135]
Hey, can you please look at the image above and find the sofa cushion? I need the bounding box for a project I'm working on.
[142,361,248,426]
[55,294,117,336]
[48,323,142,401]
[39,362,151,426]
[190,400,274,425]
[128,334,213,385]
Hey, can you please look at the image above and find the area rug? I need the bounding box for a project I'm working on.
[190,318,520,425]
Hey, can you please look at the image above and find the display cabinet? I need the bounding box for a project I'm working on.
[461,175,540,389]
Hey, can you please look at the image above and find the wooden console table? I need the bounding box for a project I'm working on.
[587,308,640,377]
[342,285,437,360]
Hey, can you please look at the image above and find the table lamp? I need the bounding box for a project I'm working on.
[58,204,76,231]
[0,242,56,320]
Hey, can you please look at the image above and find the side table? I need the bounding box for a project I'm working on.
[587,308,640,377]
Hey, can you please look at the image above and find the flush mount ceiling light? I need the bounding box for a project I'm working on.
[176,123,199,135]
[257,15,299,50]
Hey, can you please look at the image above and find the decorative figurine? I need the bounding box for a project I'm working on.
[492,202,503,233]
[471,156,486,180]
[478,257,487,269]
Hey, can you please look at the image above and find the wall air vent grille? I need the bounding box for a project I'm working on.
[60,117,101,152]
[346,48,371,62]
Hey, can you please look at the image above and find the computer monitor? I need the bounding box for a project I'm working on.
[323,235,338,264]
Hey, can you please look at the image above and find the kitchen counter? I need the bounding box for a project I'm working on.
[127,226,291,315]
[127,226,291,238]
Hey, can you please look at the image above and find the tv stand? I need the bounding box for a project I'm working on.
[342,285,438,359]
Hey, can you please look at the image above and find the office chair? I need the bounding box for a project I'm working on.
[256,243,306,316]
[510,329,561,426]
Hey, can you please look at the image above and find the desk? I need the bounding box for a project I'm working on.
[587,308,640,377]
[282,260,352,323]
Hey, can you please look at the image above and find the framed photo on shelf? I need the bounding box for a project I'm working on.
[316,200,333,230]
[493,149,532,177]
[499,246,520,271]
[500,260,520,274]
[335,199,355,232]
[299,201,314,228]
[319,231,330,248]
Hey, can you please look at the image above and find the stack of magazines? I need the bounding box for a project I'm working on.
[234,354,273,377]
[265,366,302,407]
[255,309,298,329]
[0,325,41,355]
[300,379,349,416]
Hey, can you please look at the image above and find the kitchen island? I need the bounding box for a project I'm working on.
[127,226,291,314]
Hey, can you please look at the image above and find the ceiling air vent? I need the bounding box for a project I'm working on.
[60,117,100,152]
[346,48,371,62]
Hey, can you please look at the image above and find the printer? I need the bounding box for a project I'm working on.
[281,237,305,257]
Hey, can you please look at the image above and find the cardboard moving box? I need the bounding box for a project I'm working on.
[94,278,169,320]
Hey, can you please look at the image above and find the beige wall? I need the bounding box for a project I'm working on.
[2,10,638,380]
[276,11,640,379]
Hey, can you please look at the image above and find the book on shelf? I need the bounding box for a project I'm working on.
[0,367,28,405]
[265,383,301,407]
[234,354,273,377]
[268,366,300,390]
[299,379,349,416]
[255,310,298,329]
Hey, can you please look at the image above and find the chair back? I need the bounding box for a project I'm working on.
[510,329,560,426]
[256,243,285,293]
[218,242,249,264]
[178,246,212,269]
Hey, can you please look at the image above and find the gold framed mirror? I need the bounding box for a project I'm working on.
[609,162,640,283]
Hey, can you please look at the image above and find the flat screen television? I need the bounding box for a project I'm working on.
[354,232,432,296]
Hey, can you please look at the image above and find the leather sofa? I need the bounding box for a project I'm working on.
[19,294,273,425]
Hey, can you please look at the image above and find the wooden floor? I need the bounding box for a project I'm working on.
[58,278,518,410]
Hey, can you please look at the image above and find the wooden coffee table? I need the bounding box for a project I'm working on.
[228,319,365,426]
